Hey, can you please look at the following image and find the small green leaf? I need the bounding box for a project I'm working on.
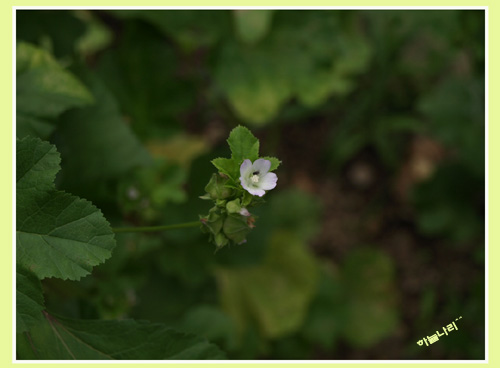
[16,266,45,333]
[17,136,116,281]
[211,157,240,180]
[261,156,281,171]
[227,125,259,163]
[16,312,226,360]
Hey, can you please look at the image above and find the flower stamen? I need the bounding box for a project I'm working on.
[251,174,260,183]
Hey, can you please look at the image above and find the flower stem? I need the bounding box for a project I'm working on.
[112,221,201,234]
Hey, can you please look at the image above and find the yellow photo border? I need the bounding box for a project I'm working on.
[4,1,495,367]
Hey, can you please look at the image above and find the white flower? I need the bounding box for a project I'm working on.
[239,159,278,197]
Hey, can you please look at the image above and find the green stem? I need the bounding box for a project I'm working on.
[112,220,201,234]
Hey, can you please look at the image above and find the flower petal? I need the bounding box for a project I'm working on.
[246,187,266,197]
[260,172,278,190]
[240,159,253,178]
[251,159,271,175]
[240,174,252,192]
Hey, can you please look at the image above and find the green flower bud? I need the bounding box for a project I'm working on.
[223,213,252,244]
[200,207,224,236]
[216,199,227,207]
[226,198,242,214]
[205,173,233,200]
[214,232,229,248]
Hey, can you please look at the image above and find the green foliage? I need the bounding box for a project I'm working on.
[117,160,188,222]
[264,189,322,241]
[201,126,280,250]
[216,11,371,125]
[16,267,45,333]
[211,158,240,181]
[215,231,319,339]
[179,305,238,351]
[16,10,86,58]
[17,136,116,280]
[413,163,484,243]
[16,43,93,139]
[95,18,195,138]
[112,10,231,52]
[17,312,225,359]
[54,68,152,199]
[418,76,484,176]
[233,10,274,44]
[340,248,399,347]
[15,10,484,360]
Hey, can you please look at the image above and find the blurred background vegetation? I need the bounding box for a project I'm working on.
[16,9,485,359]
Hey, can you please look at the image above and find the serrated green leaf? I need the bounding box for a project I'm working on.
[16,43,93,139]
[226,125,259,163]
[16,266,45,333]
[17,135,60,193]
[17,312,226,360]
[211,157,240,180]
[260,156,281,171]
[16,136,115,280]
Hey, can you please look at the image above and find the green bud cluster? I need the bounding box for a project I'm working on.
[200,173,261,249]
[198,126,280,250]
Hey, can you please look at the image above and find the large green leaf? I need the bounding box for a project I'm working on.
[54,68,152,197]
[16,136,115,280]
[16,267,45,333]
[17,312,226,360]
[215,231,319,339]
[16,42,93,139]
